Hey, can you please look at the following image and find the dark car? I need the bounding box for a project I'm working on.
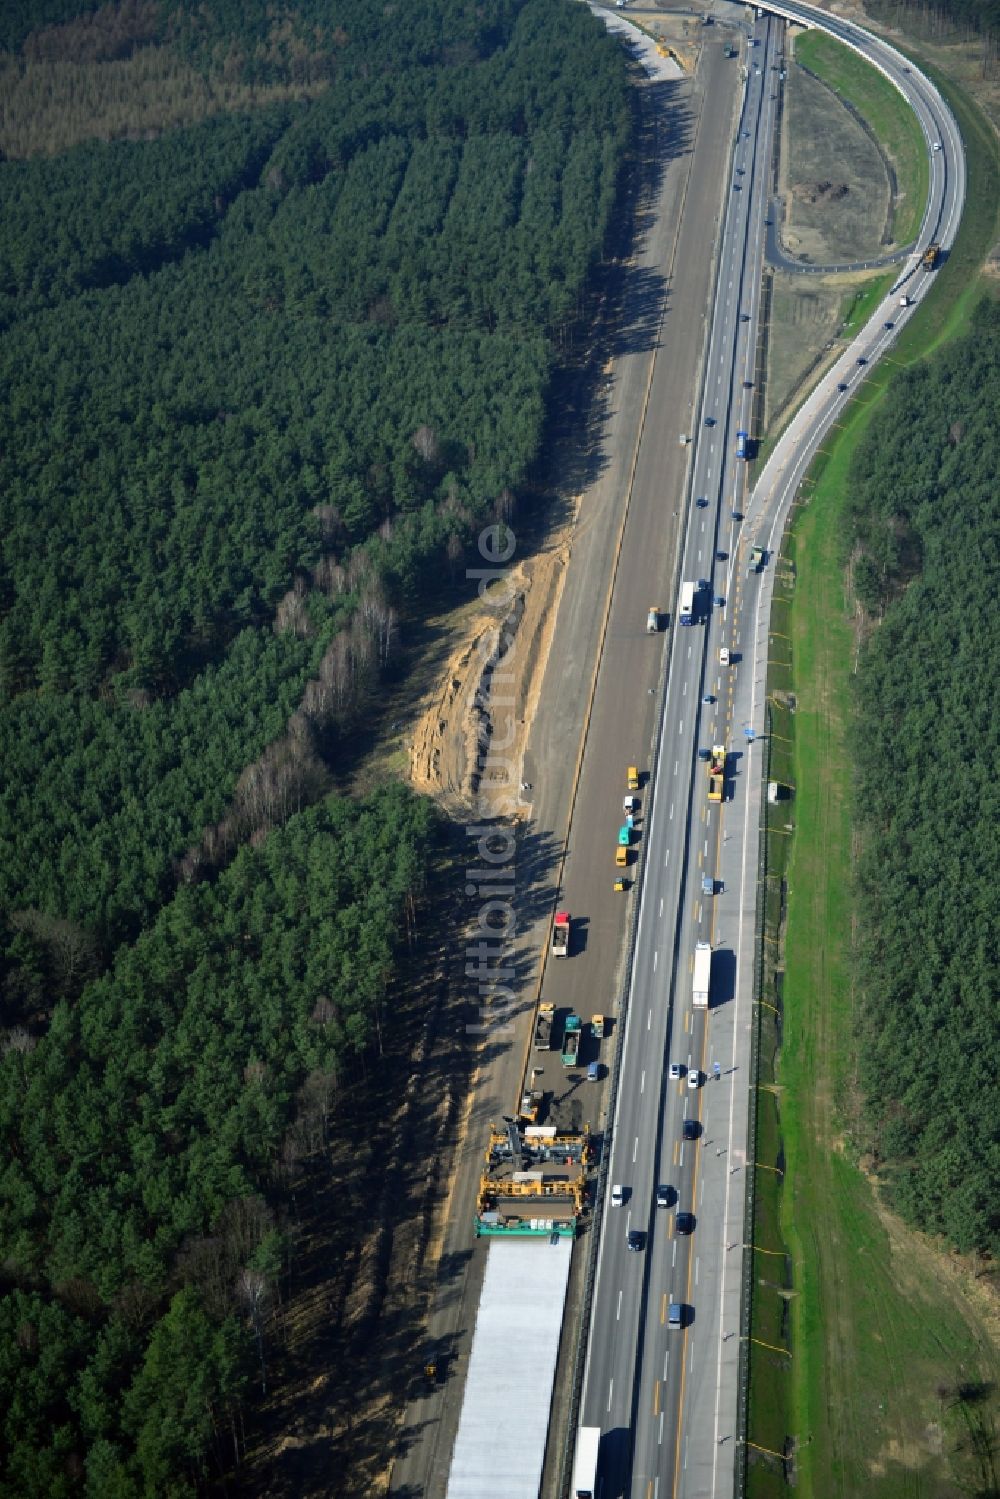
[656,1185,672,1209]
[698,747,711,762]
[675,1212,696,1236]
[696,496,708,508]
[837,381,848,392]
[627,1229,644,1252]
[733,182,742,191]
[713,595,725,607]
[716,550,727,560]
[704,416,715,427]
[743,379,754,389]
[702,693,715,704]
[883,320,894,330]
[731,509,743,522]
[682,1118,700,1141]
[856,355,867,366]
[740,312,750,323]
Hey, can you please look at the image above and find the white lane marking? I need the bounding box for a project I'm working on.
[673,760,679,777]
[653,951,658,971]
[633,1136,639,1163]
[641,1070,646,1094]
[704,839,709,856]
[672,1240,678,1267]
[669,804,675,819]
[663,1350,669,1380]
[689,1343,695,1373]
[695,1257,700,1286]
[608,1378,614,1413]
[648,1009,653,1030]
[682,680,687,696]
[659,898,664,916]
[679,718,684,733]
[658,1413,664,1446]
[617,1289,623,1321]
[687,645,692,658]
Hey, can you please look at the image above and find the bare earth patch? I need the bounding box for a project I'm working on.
[780,46,894,262]
[407,536,573,820]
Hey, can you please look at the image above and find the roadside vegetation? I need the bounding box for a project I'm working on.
[793,30,929,246]
[0,0,632,1491]
[746,45,1000,1499]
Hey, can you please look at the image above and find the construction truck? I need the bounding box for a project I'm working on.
[693,941,712,1009]
[618,824,630,847]
[922,242,940,269]
[572,1425,601,1499]
[534,1002,554,1050]
[552,911,571,958]
[708,745,725,803]
[591,1013,604,1040]
[627,765,640,791]
[615,845,628,868]
[561,1014,582,1067]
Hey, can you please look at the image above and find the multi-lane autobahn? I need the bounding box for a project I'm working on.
[577,3,965,1497]
[578,17,782,1497]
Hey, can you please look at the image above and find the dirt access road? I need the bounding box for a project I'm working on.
[388,29,743,1499]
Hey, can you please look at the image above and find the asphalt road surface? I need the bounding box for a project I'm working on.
[578,4,964,1497]
[578,18,782,1499]
[389,1,964,1491]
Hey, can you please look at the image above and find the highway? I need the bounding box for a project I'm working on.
[578,17,782,1497]
[388,1,964,1491]
[577,3,966,1497]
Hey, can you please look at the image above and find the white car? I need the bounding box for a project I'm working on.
[669,1062,684,1081]
[932,141,942,151]
[611,1184,624,1206]
[687,1069,700,1089]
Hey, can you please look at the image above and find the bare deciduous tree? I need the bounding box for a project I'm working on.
[494,487,516,524]
[411,424,439,465]
[273,588,311,637]
[2,1027,36,1057]
[312,554,345,596]
[237,1268,270,1393]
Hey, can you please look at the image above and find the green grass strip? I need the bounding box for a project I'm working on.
[745,54,1000,1499]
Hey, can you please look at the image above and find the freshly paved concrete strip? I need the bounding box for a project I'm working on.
[446,1238,573,1499]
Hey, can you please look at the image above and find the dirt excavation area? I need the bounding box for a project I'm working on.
[406,530,573,821]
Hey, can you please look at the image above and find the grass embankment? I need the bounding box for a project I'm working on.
[745,55,1000,1499]
[793,31,928,247]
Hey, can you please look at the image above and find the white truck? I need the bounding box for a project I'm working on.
[572,1426,601,1499]
[646,605,660,634]
[679,581,696,625]
[693,941,712,1009]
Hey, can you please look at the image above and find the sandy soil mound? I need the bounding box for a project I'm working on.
[408,543,569,821]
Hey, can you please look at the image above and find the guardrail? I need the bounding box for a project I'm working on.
[734,702,772,1496]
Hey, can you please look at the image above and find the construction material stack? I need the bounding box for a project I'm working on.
[534,1002,554,1051]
